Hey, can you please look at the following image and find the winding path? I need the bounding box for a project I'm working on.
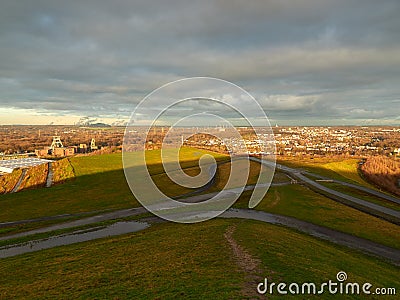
[221,209,400,265]
[302,171,400,205]
[1,157,400,264]
[1,206,399,265]
[251,157,400,224]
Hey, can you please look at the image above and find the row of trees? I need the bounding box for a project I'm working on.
[360,156,400,196]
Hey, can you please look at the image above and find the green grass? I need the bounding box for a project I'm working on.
[0,219,398,299]
[0,213,153,248]
[271,171,291,183]
[234,184,400,250]
[52,158,75,184]
[277,158,375,188]
[208,160,270,193]
[318,181,400,212]
[0,220,243,299]
[236,220,399,299]
[0,148,227,222]
[0,153,135,222]
[2,151,399,251]
[323,160,369,186]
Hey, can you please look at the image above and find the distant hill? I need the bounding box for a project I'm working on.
[80,123,111,128]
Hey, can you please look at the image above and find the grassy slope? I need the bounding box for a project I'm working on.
[236,220,399,300]
[0,153,134,222]
[234,184,400,250]
[17,163,48,191]
[0,220,242,300]
[277,157,375,188]
[278,156,400,211]
[0,169,23,194]
[52,158,75,184]
[317,181,400,211]
[0,149,227,222]
[0,220,398,299]
[2,151,399,250]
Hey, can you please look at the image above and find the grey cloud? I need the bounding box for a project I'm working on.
[0,0,399,125]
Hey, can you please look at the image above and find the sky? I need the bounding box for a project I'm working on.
[0,0,399,126]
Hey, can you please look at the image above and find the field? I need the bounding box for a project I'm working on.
[0,148,228,222]
[1,219,399,299]
[1,150,400,248]
[234,185,400,249]
[315,180,400,211]
[277,157,374,188]
[1,149,399,299]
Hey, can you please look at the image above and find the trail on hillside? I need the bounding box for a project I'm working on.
[46,162,53,188]
[11,169,26,193]
[224,224,263,299]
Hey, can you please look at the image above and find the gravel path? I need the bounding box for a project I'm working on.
[11,168,26,193]
[45,162,53,188]
[1,158,399,264]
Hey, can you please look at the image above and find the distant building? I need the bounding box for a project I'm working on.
[50,136,64,151]
[35,136,98,157]
[90,138,98,151]
[78,144,88,153]
[35,149,50,157]
[53,147,75,157]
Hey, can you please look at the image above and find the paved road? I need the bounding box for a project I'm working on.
[302,171,400,205]
[0,220,149,259]
[1,206,399,265]
[1,157,400,263]
[250,157,400,224]
[293,172,400,221]
[0,208,146,241]
[221,209,400,266]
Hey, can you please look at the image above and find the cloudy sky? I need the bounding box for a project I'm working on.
[0,0,399,125]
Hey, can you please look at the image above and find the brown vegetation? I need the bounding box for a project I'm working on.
[82,146,122,156]
[52,158,75,184]
[0,125,124,154]
[360,156,400,196]
[0,169,23,194]
[17,163,48,191]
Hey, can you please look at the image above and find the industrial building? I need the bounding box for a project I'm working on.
[35,136,99,158]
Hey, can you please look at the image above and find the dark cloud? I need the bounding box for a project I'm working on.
[0,0,399,125]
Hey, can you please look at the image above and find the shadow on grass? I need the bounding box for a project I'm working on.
[0,156,227,222]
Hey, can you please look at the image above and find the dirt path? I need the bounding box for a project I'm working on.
[268,190,280,208]
[224,224,263,299]
[221,209,400,266]
[1,207,399,265]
